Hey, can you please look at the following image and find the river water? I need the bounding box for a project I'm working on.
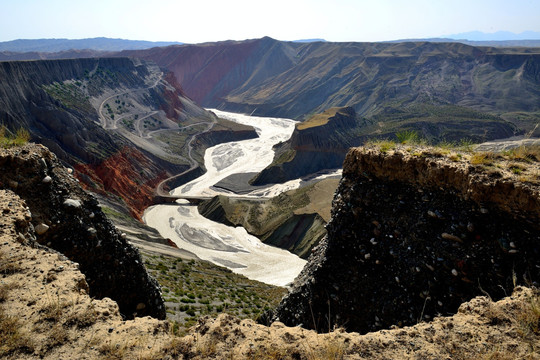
[143,110,308,287]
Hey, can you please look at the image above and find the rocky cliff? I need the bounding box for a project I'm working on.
[0,143,165,319]
[198,178,339,259]
[272,144,540,333]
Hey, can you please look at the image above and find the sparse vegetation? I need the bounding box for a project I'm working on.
[504,144,540,163]
[141,252,286,333]
[0,125,30,148]
[470,152,496,165]
[367,139,397,153]
[0,307,35,357]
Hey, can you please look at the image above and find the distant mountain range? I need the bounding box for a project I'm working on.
[0,37,182,52]
[445,31,540,41]
[119,38,540,126]
[387,31,540,47]
[1,32,540,54]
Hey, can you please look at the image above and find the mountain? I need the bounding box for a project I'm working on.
[250,106,516,185]
[387,38,540,48]
[293,38,326,43]
[0,37,182,52]
[3,37,539,138]
[121,37,540,135]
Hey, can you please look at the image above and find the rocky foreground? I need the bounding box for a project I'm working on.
[1,191,539,359]
[1,143,539,359]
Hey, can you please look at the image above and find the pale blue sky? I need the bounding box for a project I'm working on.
[1,0,539,43]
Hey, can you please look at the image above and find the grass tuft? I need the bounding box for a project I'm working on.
[395,130,422,145]
[504,144,540,163]
[0,125,31,148]
[470,152,497,165]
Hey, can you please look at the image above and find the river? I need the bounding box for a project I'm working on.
[143,109,309,287]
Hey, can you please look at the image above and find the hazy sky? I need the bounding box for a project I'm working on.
[1,0,539,43]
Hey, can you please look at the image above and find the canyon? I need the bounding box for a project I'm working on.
[121,38,540,131]
[1,142,538,359]
[1,36,539,358]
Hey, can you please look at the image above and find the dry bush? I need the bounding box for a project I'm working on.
[0,250,23,275]
[155,335,193,359]
[0,281,17,302]
[64,300,98,328]
[194,335,219,358]
[470,152,497,165]
[37,324,69,354]
[0,307,35,357]
[39,296,69,323]
[505,144,540,163]
[99,340,131,360]
[303,334,346,360]
[247,344,292,360]
[516,292,540,345]
[98,335,149,360]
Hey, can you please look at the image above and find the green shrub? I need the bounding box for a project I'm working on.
[395,130,421,144]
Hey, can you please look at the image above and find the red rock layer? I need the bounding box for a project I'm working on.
[75,147,168,220]
[160,72,186,120]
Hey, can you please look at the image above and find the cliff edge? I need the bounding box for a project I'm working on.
[273,144,540,333]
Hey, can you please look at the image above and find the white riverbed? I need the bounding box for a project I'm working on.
[144,109,308,287]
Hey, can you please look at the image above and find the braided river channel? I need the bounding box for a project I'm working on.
[144,109,318,286]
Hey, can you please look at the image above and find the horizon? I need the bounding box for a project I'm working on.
[2,30,540,45]
[1,0,540,44]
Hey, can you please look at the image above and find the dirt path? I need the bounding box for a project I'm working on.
[97,71,163,130]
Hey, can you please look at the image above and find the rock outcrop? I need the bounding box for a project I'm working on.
[272,145,540,333]
[251,107,363,185]
[198,178,339,259]
[0,144,166,319]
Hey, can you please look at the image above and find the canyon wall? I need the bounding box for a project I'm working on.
[251,107,363,185]
[271,145,540,333]
[0,58,257,219]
